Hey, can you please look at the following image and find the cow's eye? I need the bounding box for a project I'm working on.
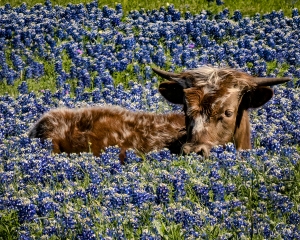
[225,110,233,117]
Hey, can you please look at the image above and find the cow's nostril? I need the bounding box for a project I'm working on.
[196,149,204,155]
[182,143,192,155]
[195,145,210,158]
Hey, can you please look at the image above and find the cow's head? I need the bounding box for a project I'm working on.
[153,67,291,156]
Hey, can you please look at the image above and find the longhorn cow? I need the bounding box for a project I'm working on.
[29,67,290,163]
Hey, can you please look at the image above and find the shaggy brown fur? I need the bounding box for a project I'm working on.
[29,106,186,164]
[29,66,290,163]
[156,66,290,156]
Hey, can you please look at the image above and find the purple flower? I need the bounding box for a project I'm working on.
[188,43,195,48]
[77,49,83,55]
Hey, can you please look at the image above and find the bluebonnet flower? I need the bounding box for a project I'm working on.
[211,181,225,201]
[173,179,186,200]
[193,183,210,204]
[216,0,224,5]
[62,214,77,230]
[100,71,114,86]
[11,52,25,71]
[93,76,102,89]
[14,199,37,223]
[209,169,221,181]
[292,8,299,17]
[91,88,101,102]
[131,189,156,205]
[37,197,59,217]
[258,184,269,199]
[144,65,152,80]
[56,74,65,88]
[156,183,169,204]
[42,225,58,237]
[225,183,236,194]
[0,3,299,238]
[18,230,32,240]
[122,149,143,164]
[173,207,196,229]
[18,81,28,94]
[77,227,97,240]
[140,230,160,240]
[152,48,166,67]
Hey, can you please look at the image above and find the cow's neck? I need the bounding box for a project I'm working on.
[163,113,187,153]
[123,112,186,153]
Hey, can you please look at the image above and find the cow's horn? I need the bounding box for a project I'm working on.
[253,77,291,86]
[152,67,180,80]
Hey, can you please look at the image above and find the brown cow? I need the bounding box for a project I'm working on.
[154,66,290,156]
[29,106,186,164]
[29,67,290,163]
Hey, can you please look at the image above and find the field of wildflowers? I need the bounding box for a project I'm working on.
[0,0,300,239]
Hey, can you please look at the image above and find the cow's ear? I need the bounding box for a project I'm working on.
[159,81,184,104]
[242,86,274,109]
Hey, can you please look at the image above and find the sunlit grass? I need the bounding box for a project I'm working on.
[4,0,300,17]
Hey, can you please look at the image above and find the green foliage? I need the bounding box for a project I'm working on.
[153,219,185,239]
[0,210,20,240]
[112,63,140,87]
[0,58,57,97]
[0,0,299,238]
[266,60,291,76]
[5,0,300,17]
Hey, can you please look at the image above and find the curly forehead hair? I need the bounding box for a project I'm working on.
[180,67,257,90]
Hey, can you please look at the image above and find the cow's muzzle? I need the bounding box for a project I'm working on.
[182,143,211,157]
